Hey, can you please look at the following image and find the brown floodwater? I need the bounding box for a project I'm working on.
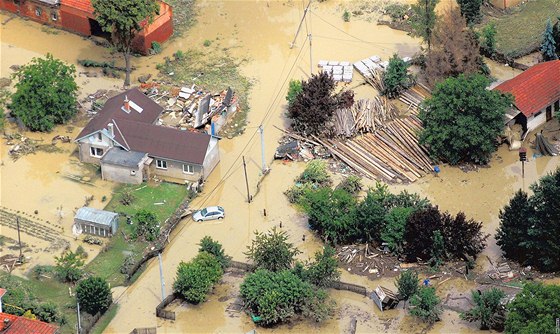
[1,0,558,333]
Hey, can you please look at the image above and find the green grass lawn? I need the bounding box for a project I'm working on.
[85,182,188,286]
[487,0,560,58]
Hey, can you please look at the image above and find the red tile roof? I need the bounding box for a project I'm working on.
[0,312,59,334]
[60,0,94,13]
[0,288,7,298]
[494,60,560,117]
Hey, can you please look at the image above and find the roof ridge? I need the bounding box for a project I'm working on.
[112,119,131,151]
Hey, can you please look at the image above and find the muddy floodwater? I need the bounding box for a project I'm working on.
[1,0,558,333]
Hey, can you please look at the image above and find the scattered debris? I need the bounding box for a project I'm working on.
[371,286,400,311]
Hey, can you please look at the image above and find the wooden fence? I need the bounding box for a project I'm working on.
[330,281,368,296]
[155,294,178,320]
[229,260,253,272]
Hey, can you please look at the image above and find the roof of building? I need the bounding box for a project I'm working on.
[75,207,118,226]
[0,288,6,298]
[494,60,560,117]
[76,88,163,142]
[114,119,211,165]
[101,149,147,168]
[59,0,94,13]
[0,312,59,334]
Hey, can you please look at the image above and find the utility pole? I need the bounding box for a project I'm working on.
[290,0,312,49]
[16,218,23,264]
[259,125,267,173]
[158,253,166,301]
[242,156,251,203]
[290,0,313,74]
[76,302,82,334]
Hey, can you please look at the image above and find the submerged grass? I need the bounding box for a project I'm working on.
[486,0,560,58]
[157,49,252,136]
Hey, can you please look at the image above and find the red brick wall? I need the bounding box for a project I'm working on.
[0,0,20,13]
[59,6,91,36]
[133,3,173,55]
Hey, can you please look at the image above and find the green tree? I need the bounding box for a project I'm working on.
[429,230,445,268]
[245,227,301,272]
[461,288,506,331]
[456,0,483,25]
[9,54,77,132]
[335,175,362,195]
[496,190,534,263]
[541,18,558,61]
[409,286,442,324]
[92,0,160,86]
[395,270,419,308]
[133,209,159,241]
[382,54,413,98]
[505,283,560,333]
[381,206,414,254]
[54,250,84,283]
[419,74,513,164]
[286,79,303,107]
[240,269,333,325]
[553,18,560,58]
[198,236,231,269]
[403,206,443,262]
[76,277,113,315]
[173,252,223,304]
[441,211,488,261]
[480,23,497,57]
[306,246,340,288]
[288,72,338,135]
[410,0,439,51]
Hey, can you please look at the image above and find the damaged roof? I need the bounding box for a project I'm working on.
[494,60,560,117]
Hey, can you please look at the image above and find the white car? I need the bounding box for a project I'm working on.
[193,206,225,222]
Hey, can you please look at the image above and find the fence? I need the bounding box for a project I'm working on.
[155,294,177,320]
[229,260,253,272]
[130,328,157,334]
[330,281,368,296]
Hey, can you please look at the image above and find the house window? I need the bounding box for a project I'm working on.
[35,7,42,17]
[90,147,104,157]
[156,160,167,169]
[97,132,102,141]
[51,11,57,21]
[183,164,194,174]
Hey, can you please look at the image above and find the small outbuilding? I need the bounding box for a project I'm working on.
[371,286,400,311]
[74,207,118,237]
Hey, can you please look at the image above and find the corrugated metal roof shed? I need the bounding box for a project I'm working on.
[75,207,118,226]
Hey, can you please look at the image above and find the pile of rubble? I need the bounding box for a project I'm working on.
[4,133,65,161]
[274,133,331,161]
[337,244,402,278]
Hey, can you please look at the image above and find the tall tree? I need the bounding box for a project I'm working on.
[425,7,482,85]
[505,283,560,333]
[76,277,113,315]
[395,270,419,309]
[541,18,558,61]
[382,54,414,98]
[92,0,160,86]
[245,227,301,272]
[553,17,560,58]
[409,286,442,324]
[456,0,483,25]
[409,0,439,51]
[461,288,506,331]
[496,190,534,263]
[9,54,77,132]
[419,74,513,164]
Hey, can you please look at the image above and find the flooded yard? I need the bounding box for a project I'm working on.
[1,0,558,333]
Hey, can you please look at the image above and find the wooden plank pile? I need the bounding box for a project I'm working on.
[318,114,433,183]
[398,84,432,115]
[334,97,398,137]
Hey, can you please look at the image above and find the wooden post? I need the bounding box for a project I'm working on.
[243,156,251,203]
[16,218,23,263]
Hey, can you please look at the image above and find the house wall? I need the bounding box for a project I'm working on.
[59,5,92,36]
[132,2,173,55]
[19,1,60,27]
[202,137,220,179]
[75,218,116,237]
[489,0,523,9]
[150,157,203,183]
[526,99,560,132]
[77,131,115,164]
[101,163,143,184]
[0,0,20,13]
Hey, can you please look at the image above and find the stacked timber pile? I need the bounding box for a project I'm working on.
[334,97,398,137]
[316,115,433,183]
[399,84,432,115]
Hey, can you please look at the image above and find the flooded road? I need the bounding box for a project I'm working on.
[1,0,558,333]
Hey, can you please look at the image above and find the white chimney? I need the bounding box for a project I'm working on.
[107,123,114,138]
[122,95,131,113]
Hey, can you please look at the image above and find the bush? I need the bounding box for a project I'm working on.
[342,10,350,22]
[173,50,185,61]
[76,277,112,315]
[198,236,231,269]
[203,39,212,47]
[32,265,55,280]
[395,270,419,307]
[150,41,162,54]
[173,252,223,304]
[245,227,301,272]
[305,246,340,288]
[382,54,413,98]
[133,209,159,242]
[75,245,88,259]
[296,160,332,187]
[480,23,497,56]
[381,207,414,254]
[286,79,303,107]
[335,175,362,195]
[120,254,135,274]
[54,250,84,283]
[409,286,442,324]
[120,190,135,206]
[461,288,506,330]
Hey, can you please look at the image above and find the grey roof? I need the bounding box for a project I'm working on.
[101,149,147,168]
[75,207,118,226]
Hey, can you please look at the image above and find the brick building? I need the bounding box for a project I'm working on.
[0,0,173,55]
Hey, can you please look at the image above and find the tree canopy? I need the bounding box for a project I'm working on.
[456,0,483,25]
[409,286,442,324]
[245,227,301,272]
[92,0,160,86]
[133,209,160,241]
[173,251,223,304]
[76,277,113,315]
[419,74,513,164]
[382,54,414,98]
[409,0,439,51]
[10,54,78,132]
[505,283,560,333]
[496,169,560,271]
[541,18,558,61]
[461,288,506,331]
[395,270,419,308]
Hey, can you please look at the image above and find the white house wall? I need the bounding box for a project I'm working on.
[203,137,220,179]
[527,109,548,133]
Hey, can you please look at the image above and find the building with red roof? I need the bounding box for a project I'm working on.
[0,0,173,55]
[0,312,59,334]
[494,60,560,133]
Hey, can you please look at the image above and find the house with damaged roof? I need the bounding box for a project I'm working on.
[75,88,220,185]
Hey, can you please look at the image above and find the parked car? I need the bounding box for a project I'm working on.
[193,206,225,222]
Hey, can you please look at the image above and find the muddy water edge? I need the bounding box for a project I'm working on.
[1,1,557,334]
